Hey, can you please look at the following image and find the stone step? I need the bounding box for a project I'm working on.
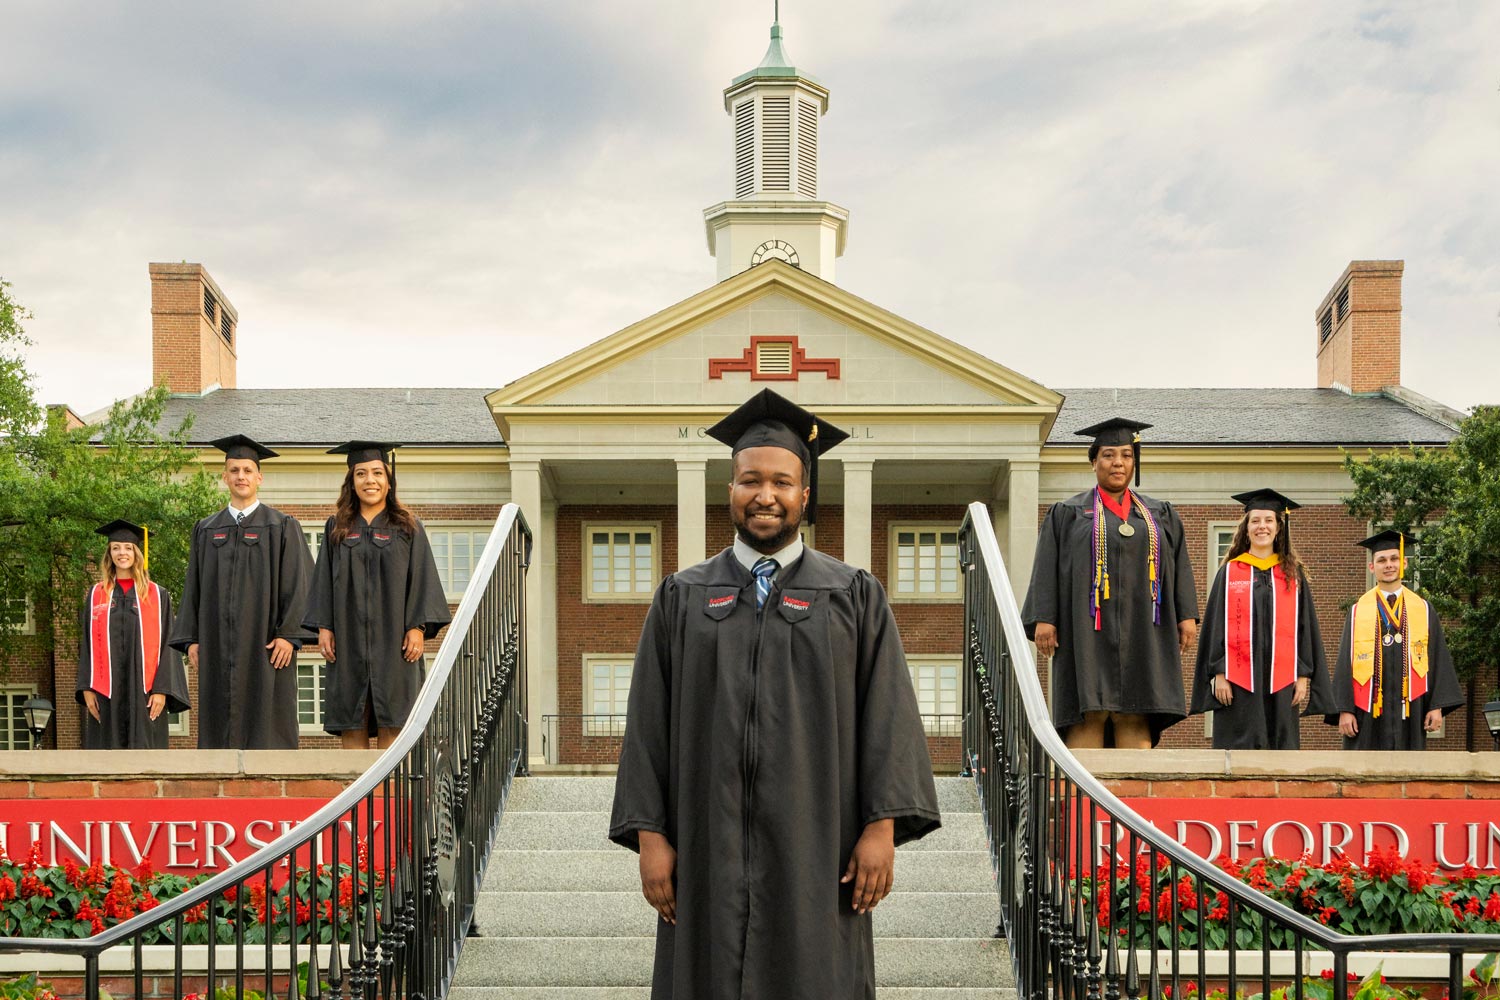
[495,809,991,853]
[475,889,1001,939]
[504,775,981,815]
[482,850,994,894]
[451,989,1016,1000]
[451,936,1013,988]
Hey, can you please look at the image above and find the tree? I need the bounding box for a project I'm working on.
[1343,406,1500,747]
[0,279,223,715]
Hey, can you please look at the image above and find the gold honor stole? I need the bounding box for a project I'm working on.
[1349,586,1429,717]
[1224,554,1298,694]
[88,582,162,700]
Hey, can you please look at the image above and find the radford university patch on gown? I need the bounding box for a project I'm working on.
[609,547,941,1000]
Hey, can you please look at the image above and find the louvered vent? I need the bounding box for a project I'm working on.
[1319,309,1333,343]
[220,311,232,345]
[203,286,217,323]
[761,97,791,191]
[756,340,794,375]
[1336,283,1350,322]
[734,100,756,198]
[796,100,818,197]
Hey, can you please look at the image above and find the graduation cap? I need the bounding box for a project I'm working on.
[328,440,399,469]
[1231,489,1301,515]
[96,519,149,570]
[706,388,849,524]
[1076,417,1152,486]
[1357,528,1415,555]
[210,435,278,464]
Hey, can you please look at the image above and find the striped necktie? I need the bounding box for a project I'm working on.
[752,557,777,610]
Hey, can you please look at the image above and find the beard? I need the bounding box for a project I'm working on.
[732,505,803,554]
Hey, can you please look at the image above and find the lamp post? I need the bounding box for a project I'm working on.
[21,696,53,750]
[1483,699,1500,753]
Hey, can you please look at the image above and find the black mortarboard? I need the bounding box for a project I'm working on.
[706,388,849,524]
[95,519,145,547]
[1231,489,1301,514]
[1075,417,1152,486]
[1357,529,1414,555]
[328,441,399,469]
[210,435,278,463]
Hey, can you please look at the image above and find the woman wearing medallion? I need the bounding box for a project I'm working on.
[1191,490,1332,749]
[1023,417,1199,749]
[75,520,190,749]
[304,442,451,749]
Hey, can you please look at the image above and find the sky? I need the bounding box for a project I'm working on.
[2,1,1497,415]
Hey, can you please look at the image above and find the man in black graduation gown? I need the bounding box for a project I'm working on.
[1022,418,1198,748]
[169,435,313,749]
[609,388,941,1000]
[1326,530,1464,750]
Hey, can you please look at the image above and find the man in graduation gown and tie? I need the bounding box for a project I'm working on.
[169,435,313,749]
[609,388,940,1000]
[1326,530,1464,750]
[1022,418,1199,748]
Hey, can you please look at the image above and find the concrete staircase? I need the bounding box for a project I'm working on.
[450,776,1014,999]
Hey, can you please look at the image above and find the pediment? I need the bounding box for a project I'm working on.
[486,261,1061,415]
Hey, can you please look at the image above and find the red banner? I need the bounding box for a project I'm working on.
[1110,798,1500,873]
[0,800,386,875]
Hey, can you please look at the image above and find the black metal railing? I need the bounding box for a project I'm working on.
[0,503,531,1000]
[958,502,1500,1000]
[920,713,963,737]
[539,713,627,764]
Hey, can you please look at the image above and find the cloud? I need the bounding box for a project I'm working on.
[1,0,1495,412]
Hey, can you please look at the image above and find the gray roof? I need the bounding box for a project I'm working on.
[1050,388,1459,446]
[127,385,1458,452]
[144,388,504,447]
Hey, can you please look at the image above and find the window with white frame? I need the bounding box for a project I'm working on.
[584,525,659,601]
[297,655,328,735]
[890,526,961,600]
[1,594,35,635]
[167,709,190,738]
[427,523,493,600]
[907,658,961,735]
[303,524,324,565]
[583,654,633,735]
[1209,523,1238,568]
[799,525,815,549]
[1,687,36,750]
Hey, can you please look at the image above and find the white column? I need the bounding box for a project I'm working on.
[510,460,555,766]
[676,460,707,570]
[1005,459,1041,603]
[842,460,874,571]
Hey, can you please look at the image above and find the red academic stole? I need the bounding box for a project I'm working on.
[1223,556,1298,694]
[88,582,162,699]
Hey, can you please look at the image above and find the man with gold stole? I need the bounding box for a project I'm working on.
[1327,530,1463,750]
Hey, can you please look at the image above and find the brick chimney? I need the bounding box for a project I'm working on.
[150,262,238,395]
[1315,260,1402,394]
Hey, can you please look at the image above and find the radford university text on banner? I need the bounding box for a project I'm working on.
[0,800,385,874]
[1107,798,1500,872]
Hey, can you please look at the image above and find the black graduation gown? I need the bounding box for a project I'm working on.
[75,582,190,749]
[302,512,451,735]
[608,548,941,1000]
[1190,563,1333,749]
[168,505,312,749]
[1325,592,1465,750]
[1022,490,1198,744]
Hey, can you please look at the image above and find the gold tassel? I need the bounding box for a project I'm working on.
[143,526,149,573]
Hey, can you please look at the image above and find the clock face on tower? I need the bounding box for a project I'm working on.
[750,239,800,268]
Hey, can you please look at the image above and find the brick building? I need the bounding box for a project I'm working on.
[11,22,1476,761]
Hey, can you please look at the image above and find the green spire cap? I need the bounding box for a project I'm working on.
[731,19,820,86]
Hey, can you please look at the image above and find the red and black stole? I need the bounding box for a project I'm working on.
[88,582,162,699]
[1223,554,1297,694]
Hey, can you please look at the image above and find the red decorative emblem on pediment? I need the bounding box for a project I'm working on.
[708,336,840,382]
